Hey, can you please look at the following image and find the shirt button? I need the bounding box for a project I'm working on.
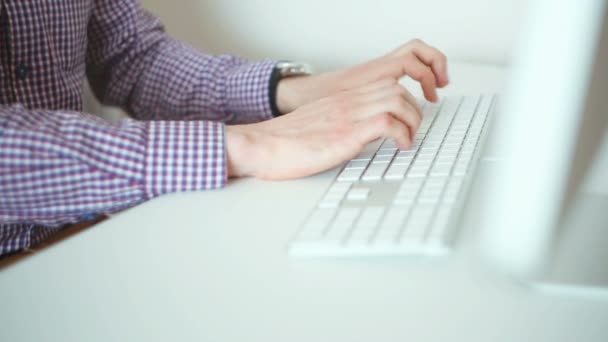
[15,64,29,80]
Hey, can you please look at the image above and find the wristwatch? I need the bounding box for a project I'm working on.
[269,61,314,117]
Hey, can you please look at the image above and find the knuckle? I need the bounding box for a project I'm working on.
[384,78,399,87]
[389,77,399,84]
[409,38,423,46]
[392,83,406,93]
[394,96,408,110]
[404,53,417,63]
[377,113,394,129]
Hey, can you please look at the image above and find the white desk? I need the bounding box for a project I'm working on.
[1,63,607,342]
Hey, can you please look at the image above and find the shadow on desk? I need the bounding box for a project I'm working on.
[0,217,106,271]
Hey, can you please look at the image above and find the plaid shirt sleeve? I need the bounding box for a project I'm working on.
[86,0,277,124]
[0,0,281,256]
[0,104,226,255]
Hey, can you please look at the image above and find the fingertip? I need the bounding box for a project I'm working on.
[426,92,439,103]
[442,70,450,86]
[397,139,411,151]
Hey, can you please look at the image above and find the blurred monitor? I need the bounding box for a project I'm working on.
[479,0,608,296]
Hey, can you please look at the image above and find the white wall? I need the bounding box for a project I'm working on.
[140,0,527,70]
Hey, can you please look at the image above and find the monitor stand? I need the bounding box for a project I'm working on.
[533,192,608,298]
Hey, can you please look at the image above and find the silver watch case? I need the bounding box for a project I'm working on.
[276,61,314,77]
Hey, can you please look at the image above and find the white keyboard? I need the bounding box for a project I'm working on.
[289,94,495,257]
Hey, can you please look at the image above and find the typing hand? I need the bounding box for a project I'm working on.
[226,79,421,180]
[276,39,449,114]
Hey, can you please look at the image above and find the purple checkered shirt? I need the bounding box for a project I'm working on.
[0,0,278,256]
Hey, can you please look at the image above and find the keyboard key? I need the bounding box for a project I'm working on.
[397,150,416,158]
[346,160,369,169]
[346,188,370,201]
[337,168,364,182]
[395,188,418,201]
[322,192,345,202]
[376,148,397,156]
[407,165,429,178]
[430,166,452,177]
[422,140,441,147]
[400,178,424,190]
[380,139,398,149]
[410,139,423,149]
[319,200,341,208]
[453,163,470,176]
[354,149,375,161]
[418,189,443,203]
[476,94,494,117]
[328,182,352,193]
[393,198,416,206]
[371,155,393,164]
[395,191,421,204]
[460,145,475,154]
[412,158,433,167]
[436,156,457,165]
[349,206,386,244]
[459,95,481,111]
[425,176,448,185]
[401,204,434,243]
[375,207,408,242]
[358,206,386,224]
[362,163,389,181]
[443,184,464,204]
[437,150,458,159]
[392,156,414,165]
[385,164,410,180]
[415,154,435,162]
[426,207,453,250]
[299,208,337,238]
[326,207,361,241]
[419,180,446,199]
[423,100,441,117]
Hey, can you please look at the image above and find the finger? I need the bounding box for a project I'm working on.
[401,54,438,103]
[382,94,422,138]
[357,83,422,120]
[356,93,421,138]
[352,77,399,94]
[411,44,449,88]
[353,113,412,150]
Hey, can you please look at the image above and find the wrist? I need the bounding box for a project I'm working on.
[225,125,263,178]
[276,73,335,114]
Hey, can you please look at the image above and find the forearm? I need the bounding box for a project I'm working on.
[86,1,276,124]
[0,105,227,227]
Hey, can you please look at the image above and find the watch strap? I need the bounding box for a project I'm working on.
[269,66,283,117]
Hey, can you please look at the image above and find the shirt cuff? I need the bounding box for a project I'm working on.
[224,59,277,123]
[144,120,227,197]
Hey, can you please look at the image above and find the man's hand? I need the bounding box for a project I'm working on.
[226,79,421,180]
[276,39,449,114]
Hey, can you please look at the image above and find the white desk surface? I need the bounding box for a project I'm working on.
[2,63,608,342]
